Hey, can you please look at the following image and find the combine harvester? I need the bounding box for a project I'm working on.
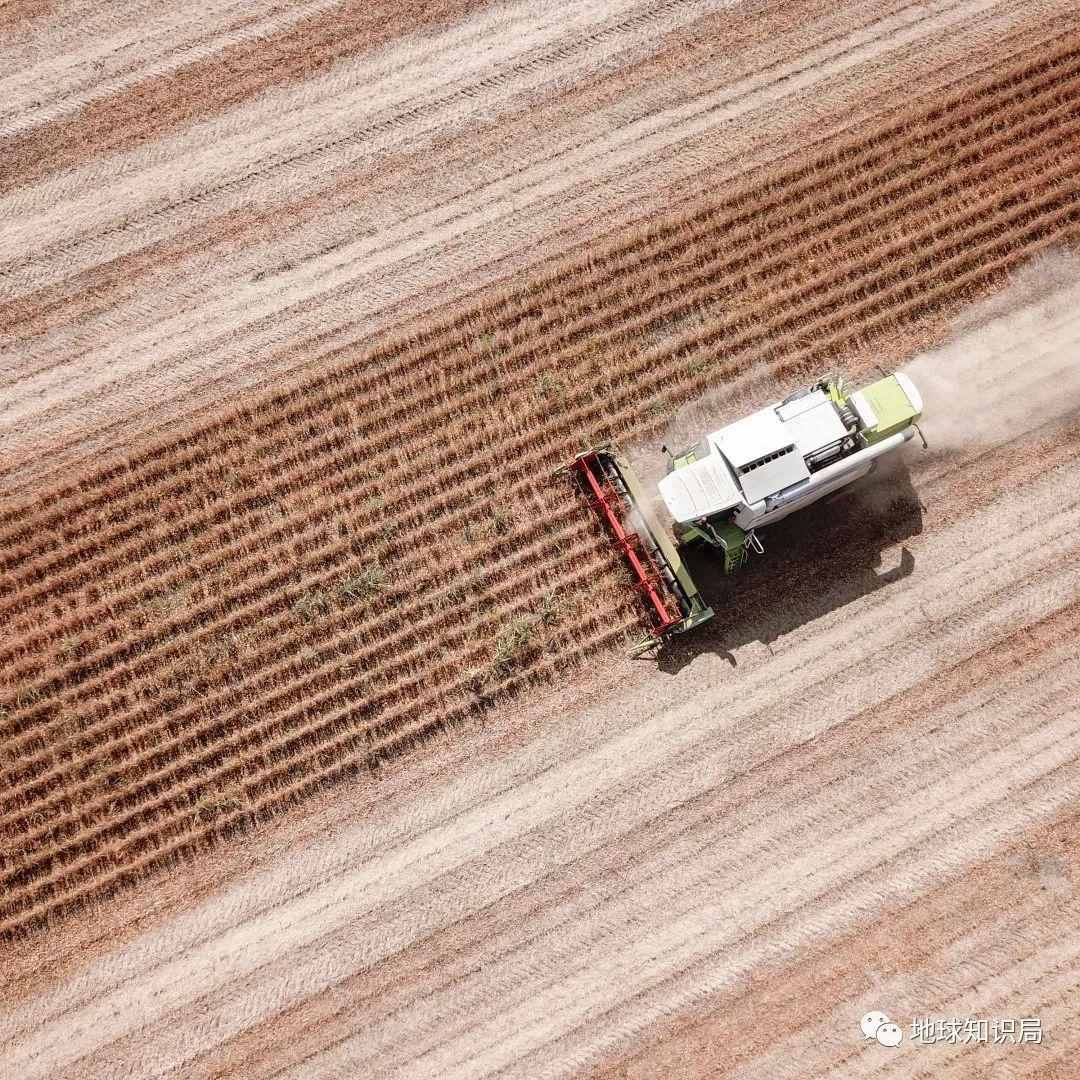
[565,372,924,654]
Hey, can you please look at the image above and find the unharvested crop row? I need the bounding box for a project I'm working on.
[0,570,634,924]
[2,29,1076,567]
[4,168,1071,794]
[21,546,617,862]
[0,513,627,867]
[4,122,1075,786]
[3,517,605,857]
[2,458,594,751]
[5,59,1078,695]
[3,497,587,771]
[0,518,596,846]
[0,600,636,938]
[3,41,1080,937]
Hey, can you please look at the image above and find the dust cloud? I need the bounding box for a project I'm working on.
[854,250,1080,516]
[905,248,1080,452]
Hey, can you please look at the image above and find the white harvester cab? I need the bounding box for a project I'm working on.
[660,372,922,542]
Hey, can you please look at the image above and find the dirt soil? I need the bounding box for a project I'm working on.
[2,262,1078,1077]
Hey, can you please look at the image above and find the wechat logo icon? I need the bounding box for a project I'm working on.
[861,1011,903,1047]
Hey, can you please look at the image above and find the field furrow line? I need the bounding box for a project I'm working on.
[357,665,1079,1077]
[0,0,720,274]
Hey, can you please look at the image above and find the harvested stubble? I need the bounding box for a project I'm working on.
[2,35,1080,939]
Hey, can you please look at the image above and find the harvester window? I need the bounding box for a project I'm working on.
[738,445,795,474]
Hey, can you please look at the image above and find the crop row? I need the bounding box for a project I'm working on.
[6,147,1071,768]
[4,183,1075,920]
[4,127,1075,827]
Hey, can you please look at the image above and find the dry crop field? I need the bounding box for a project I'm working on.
[2,1,1080,1077]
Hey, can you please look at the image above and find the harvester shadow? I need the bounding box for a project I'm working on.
[655,462,924,675]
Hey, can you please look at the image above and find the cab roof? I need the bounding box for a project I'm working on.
[657,454,742,524]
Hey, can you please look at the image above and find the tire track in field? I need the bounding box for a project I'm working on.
[0,0,344,135]
[0,0,1031,339]
[721,896,1078,1079]
[229,648,1079,1078]
[296,652,1080,1078]
[0,0,711,272]
[585,771,1078,1077]
[5,38,1075,400]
